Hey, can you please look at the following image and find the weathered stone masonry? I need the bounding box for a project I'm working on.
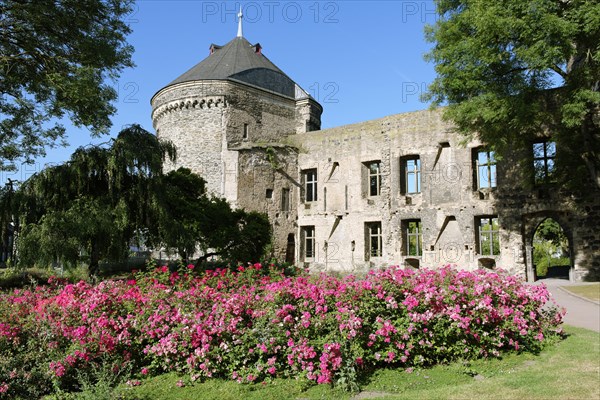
[151,34,600,281]
[287,110,600,281]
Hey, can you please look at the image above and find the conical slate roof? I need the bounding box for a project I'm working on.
[165,36,300,99]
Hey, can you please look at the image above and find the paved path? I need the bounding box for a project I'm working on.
[536,278,600,333]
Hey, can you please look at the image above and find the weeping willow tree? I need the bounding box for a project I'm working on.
[16,124,176,274]
[10,124,272,274]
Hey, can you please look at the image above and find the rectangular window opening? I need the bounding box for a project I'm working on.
[401,156,421,194]
[403,220,423,257]
[365,161,382,197]
[302,169,318,202]
[477,216,500,256]
[474,148,497,189]
[281,188,290,212]
[301,226,316,260]
[533,140,556,184]
[365,222,382,260]
[243,123,249,139]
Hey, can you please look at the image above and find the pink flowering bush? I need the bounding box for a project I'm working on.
[0,264,564,398]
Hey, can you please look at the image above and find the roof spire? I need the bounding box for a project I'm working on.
[237,6,243,37]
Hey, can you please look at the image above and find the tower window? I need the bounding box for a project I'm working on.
[281,188,290,211]
[243,123,249,139]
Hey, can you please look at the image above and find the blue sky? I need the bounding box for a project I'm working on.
[4,0,439,184]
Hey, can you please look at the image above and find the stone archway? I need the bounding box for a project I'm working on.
[523,212,573,282]
[532,218,571,280]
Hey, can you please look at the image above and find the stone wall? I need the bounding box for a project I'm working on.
[152,81,229,197]
[236,147,299,261]
[151,79,599,281]
[295,98,323,133]
[491,142,600,281]
[152,79,321,200]
[151,79,321,261]
[285,109,600,280]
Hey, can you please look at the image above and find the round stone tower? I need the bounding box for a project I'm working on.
[150,23,322,203]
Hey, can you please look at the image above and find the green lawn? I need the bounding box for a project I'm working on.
[562,283,600,302]
[103,326,599,400]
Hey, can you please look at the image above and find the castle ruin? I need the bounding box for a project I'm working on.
[151,19,600,281]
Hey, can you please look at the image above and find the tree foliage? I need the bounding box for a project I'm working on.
[533,218,570,276]
[0,0,135,170]
[14,125,175,274]
[156,168,272,264]
[424,0,600,189]
[2,126,272,272]
[534,218,569,250]
[198,201,272,264]
[156,167,208,261]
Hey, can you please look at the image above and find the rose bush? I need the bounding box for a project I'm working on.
[0,264,564,398]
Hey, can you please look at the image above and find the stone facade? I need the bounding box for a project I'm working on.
[151,79,322,202]
[286,110,600,281]
[151,35,600,282]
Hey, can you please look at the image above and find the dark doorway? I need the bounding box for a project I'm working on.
[285,233,295,264]
[533,218,571,280]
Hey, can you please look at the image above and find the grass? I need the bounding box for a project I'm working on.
[359,326,600,400]
[104,326,600,400]
[562,283,600,302]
